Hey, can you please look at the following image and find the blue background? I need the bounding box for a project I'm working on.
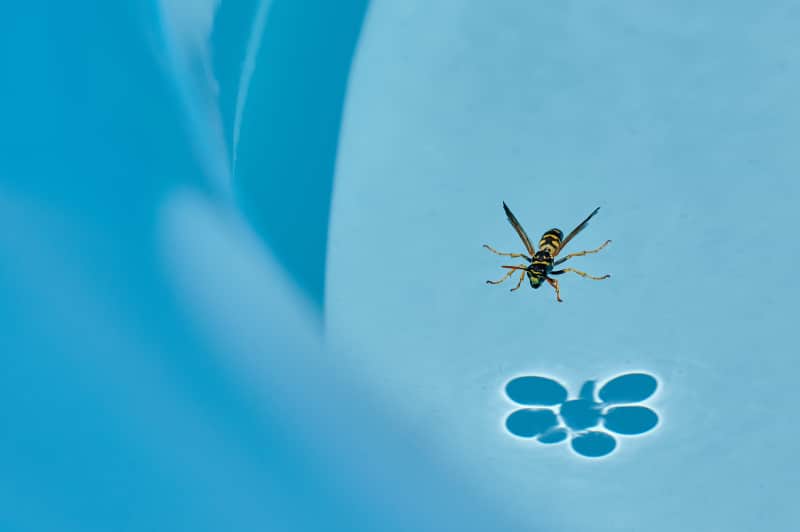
[2,1,798,531]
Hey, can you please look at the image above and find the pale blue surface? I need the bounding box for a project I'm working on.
[327,1,800,530]
[2,1,799,531]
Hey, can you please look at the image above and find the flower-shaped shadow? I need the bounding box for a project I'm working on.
[504,373,659,458]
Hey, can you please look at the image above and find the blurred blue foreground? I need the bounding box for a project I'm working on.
[0,2,526,531]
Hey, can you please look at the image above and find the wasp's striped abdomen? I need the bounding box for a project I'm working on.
[538,229,563,256]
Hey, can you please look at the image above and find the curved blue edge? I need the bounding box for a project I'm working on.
[226,0,370,309]
[2,2,539,530]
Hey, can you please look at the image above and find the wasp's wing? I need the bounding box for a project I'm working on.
[556,207,600,256]
[502,202,536,256]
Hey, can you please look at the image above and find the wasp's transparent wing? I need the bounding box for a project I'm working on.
[556,206,600,256]
[502,202,536,256]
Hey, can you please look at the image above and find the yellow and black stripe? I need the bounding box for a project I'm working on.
[537,229,564,256]
[527,250,555,288]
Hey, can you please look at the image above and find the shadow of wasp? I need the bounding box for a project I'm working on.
[484,202,611,302]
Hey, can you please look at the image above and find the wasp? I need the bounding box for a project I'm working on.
[484,202,611,302]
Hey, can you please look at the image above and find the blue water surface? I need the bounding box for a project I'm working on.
[3,1,800,532]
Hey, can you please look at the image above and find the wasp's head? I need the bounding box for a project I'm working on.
[527,271,544,289]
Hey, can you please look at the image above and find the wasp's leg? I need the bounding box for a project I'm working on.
[553,240,611,266]
[483,244,531,262]
[510,270,526,292]
[545,277,563,302]
[486,268,516,286]
[486,264,527,285]
[551,267,610,281]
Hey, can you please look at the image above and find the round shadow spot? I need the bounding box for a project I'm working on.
[570,431,617,458]
[506,376,568,406]
[537,427,568,444]
[505,408,558,438]
[603,406,659,435]
[559,399,602,431]
[598,373,658,404]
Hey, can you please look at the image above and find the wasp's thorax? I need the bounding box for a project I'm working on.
[527,249,555,288]
[525,227,563,285]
